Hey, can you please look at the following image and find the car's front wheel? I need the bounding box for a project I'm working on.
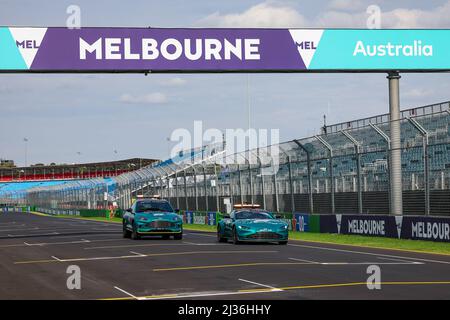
[174,233,183,240]
[279,241,288,245]
[232,228,240,245]
[122,223,131,238]
[217,226,227,243]
[131,223,140,240]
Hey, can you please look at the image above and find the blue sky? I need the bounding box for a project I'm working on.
[1,0,450,166]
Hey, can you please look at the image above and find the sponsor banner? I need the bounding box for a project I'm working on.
[1,28,450,72]
[318,214,450,242]
[339,215,398,238]
[207,212,216,226]
[2,207,28,212]
[402,216,450,242]
[293,213,309,232]
[184,211,194,224]
[319,215,339,234]
[193,214,206,225]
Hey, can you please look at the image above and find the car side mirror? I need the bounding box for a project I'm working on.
[275,214,282,219]
[174,208,180,213]
[222,214,230,219]
[126,208,133,213]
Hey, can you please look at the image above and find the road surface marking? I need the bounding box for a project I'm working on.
[130,251,146,257]
[113,286,141,300]
[288,243,450,265]
[153,262,312,272]
[14,250,277,264]
[288,257,319,264]
[238,278,283,291]
[102,281,450,300]
[85,243,190,250]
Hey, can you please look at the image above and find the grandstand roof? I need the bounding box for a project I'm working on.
[0,158,159,182]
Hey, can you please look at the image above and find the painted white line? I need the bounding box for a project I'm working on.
[288,257,319,264]
[377,256,422,264]
[113,286,141,300]
[24,239,92,246]
[186,232,216,238]
[238,278,283,292]
[182,241,222,246]
[140,289,277,300]
[51,256,62,262]
[319,262,421,265]
[288,243,450,265]
[130,251,146,257]
[20,250,278,263]
[85,243,190,250]
[0,227,40,232]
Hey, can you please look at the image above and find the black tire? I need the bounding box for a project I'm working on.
[162,234,170,240]
[232,228,240,245]
[174,233,183,240]
[279,241,288,245]
[131,223,140,240]
[122,223,131,238]
[217,227,227,243]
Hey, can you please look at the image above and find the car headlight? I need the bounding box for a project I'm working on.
[237,225,250,230]
[139,217,148,222]
[280,225,288,230]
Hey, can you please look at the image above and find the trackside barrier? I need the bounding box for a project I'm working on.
[34,207,112,218]
[29,206,450,243]
[319,214,450,243]
[182,211,450,243]
[1,206,30,213]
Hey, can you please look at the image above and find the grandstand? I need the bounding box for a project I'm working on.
[1,101,449,216]
[0,158,157,182]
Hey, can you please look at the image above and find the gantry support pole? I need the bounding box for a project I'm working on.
[387,71,403,215]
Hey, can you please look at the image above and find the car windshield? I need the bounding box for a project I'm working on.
[136,201,174,213]
[235,211,274,220]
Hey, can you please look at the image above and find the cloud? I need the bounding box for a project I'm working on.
[196,1,450,29]
[196,2,307,28]
[159,77,187,86]
[327,0,364,12]
[380,3,450,28]
[403,88,434,99]
[119,92,168,104]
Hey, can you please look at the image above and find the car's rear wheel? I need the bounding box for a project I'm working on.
[279,241,288,245]
[217,227,227,243]
[162,234,170,240]
[122,223,131,238]
[232,228,240,245]
[131,224,140,240]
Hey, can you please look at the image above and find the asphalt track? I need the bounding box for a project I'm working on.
[1,211,450,300]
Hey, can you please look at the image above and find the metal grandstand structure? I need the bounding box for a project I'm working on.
[1,101,450,216]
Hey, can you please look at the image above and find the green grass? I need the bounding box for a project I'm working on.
[36,213,450,256]
[184,224,217,232]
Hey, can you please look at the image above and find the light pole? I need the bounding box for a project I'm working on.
[23,138,29,167]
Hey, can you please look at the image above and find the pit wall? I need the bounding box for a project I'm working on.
[21,206,450,243]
